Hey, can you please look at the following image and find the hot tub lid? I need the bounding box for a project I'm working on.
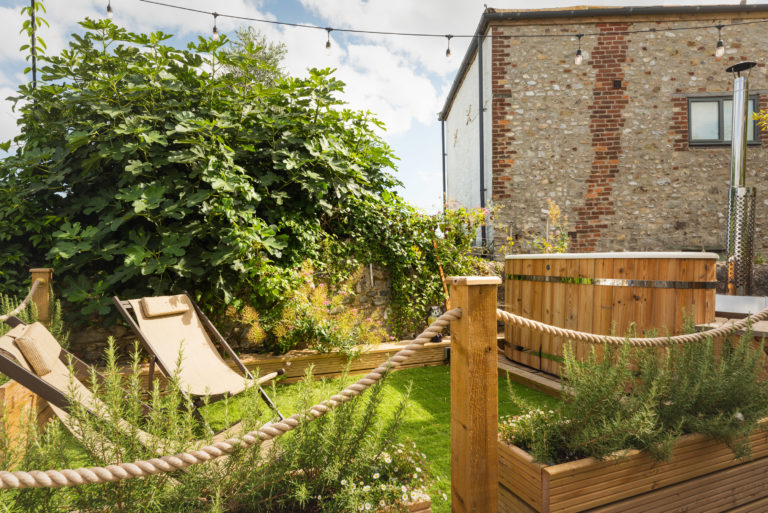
[504,251,719,260]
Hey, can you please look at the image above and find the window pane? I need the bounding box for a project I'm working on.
[691,101,719,140]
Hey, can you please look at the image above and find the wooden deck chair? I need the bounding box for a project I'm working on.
[112,293,284,421]
[0,318,280,449]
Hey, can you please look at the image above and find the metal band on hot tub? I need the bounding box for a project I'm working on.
[507,274,718,289]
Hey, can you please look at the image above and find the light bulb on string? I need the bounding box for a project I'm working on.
[325,27,333,53]
[574,34,584,65]
[715,25,725,57]
[445,35,453,58]
[107,0,113,19]
[212,13,219,41]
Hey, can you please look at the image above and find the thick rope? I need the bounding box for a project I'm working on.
[0,308,461,489]
[0,280,43,323]
[497,306,768,347]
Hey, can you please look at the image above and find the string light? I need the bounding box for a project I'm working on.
[445,35,453,58]
[212,12,219,41]
[126,1,768,59]
[574,33,584,65]
[107,0,113,19]
[325,27,332,51]
[715,24,725,57]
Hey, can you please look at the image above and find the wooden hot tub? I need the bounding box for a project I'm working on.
[504,252,718,375]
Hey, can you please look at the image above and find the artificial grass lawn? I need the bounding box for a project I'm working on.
[206,365,558,513]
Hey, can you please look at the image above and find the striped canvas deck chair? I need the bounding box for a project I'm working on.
[112,293,283,421]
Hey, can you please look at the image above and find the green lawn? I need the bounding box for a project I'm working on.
[207,365,557,513]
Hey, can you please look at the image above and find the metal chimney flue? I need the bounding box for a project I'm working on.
[726,61,757,296]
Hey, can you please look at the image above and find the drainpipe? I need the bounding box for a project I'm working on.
[725,61,757,296]
[477,33,487,248]
[441,119,447,210]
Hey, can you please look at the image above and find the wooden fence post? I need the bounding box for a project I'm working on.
[449,275,501,513]
[29,268,53,324]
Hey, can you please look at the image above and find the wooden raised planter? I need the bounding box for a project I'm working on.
[235,339,450,384]
[498,419,768,513]
[0,379,54,443]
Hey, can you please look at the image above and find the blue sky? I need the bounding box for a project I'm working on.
[0,0,748,212]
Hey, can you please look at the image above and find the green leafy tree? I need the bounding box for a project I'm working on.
[0,19,399,320]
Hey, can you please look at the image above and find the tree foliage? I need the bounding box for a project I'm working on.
[0,20,400,318]
[1,16,485,335]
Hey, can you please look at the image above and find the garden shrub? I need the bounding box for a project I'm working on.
[500,327,768,464]
[0,342,432,512]
[224,264,391,356]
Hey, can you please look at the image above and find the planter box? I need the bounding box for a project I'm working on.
[236,339,450,384]
[498,419,768,513]
[0,379,53,444]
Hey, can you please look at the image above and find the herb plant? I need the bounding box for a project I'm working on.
[501,329,768,464]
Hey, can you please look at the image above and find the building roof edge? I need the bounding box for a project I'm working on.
[438,3,768,121]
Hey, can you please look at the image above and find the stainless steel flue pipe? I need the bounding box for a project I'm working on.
[726,61,757,296]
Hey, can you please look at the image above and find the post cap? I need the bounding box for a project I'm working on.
[448,276,502,286]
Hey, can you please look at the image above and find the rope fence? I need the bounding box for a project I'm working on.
[6,288,768,490]
[0,280,44,323]
[496,305,768,347]
[0,309,461,490]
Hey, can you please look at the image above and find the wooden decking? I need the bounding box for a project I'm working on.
[497,353,562,398]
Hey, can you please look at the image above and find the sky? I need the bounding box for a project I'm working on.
[0,0,752,213]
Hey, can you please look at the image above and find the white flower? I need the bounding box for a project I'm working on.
[385,456,392,463]
[415,467,421,473]
[402,494,408,501]
[363,485,371,492]
[379,500,386,506]
[735,411,745,422]
[341,479,347,486]
[365,504,371,510]
[401,485,407,492]
[380,484,386,491]
[373,473,380,479]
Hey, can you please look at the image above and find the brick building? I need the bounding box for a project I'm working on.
[439,4,768,255]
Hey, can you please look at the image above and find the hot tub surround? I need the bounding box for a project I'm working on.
[504,252,718,375]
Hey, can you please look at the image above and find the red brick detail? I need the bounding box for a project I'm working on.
[669,97,689,151]
[572,23,629,252]
[490,27,516,202]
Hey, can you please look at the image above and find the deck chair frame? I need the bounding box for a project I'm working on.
[112,293,283,420]
[0,317,279,453]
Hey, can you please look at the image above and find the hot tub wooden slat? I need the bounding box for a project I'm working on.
[676,257,695,332]
[520,259,535,354]
[577,259,596,365]
[612,258,634,337]
[653,259,676,336]
[633,258,653,335]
